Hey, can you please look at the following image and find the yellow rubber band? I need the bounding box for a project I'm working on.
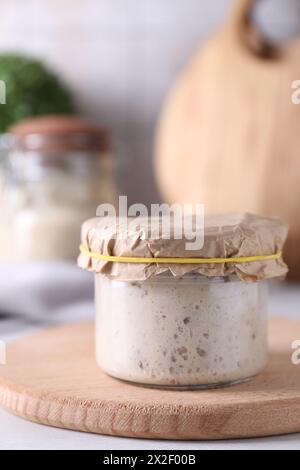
[79,244,282,265]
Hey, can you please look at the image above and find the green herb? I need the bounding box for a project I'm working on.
[0,53,75,132]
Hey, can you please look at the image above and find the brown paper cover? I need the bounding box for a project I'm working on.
[78,213,288,281]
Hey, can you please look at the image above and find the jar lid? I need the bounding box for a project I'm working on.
[9,115,109,152]
[78,213,288,281]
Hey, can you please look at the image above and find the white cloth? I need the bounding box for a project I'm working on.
[0,263,94,339]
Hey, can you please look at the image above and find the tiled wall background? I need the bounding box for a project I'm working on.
[1,0,300,205]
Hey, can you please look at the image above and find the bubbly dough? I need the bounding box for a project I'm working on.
[96,274,268,388]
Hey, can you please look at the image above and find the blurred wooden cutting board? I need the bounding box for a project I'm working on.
[155,0,300,278]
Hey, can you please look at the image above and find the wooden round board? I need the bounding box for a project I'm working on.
[0,317,300,440]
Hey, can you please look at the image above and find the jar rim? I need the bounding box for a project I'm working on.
[97,272,261,285]
[7,115,109,153]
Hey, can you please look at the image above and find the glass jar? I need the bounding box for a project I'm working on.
[0,116,117,261]
[95,273,268,389]
[79,213,288,390]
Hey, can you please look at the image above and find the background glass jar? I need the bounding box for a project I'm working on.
[95,273,268,389]
[0,116,117,261]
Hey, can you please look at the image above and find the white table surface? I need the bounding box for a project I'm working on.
[0,265,300,450]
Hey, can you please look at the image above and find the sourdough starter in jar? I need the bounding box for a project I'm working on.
[95,274,268,388]
[79,213,288,389]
